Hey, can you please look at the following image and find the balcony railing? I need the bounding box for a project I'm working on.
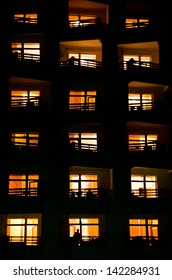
[131,188,172,198]
[8,187,38,196]
[69,187,113,198]
[10,97,50,109]
[13,16,38,24]
[69,18,97,28]
[69,236,105,246]
[69,142,97,152]
[129,140,156,151]
[130,236,158,247]
[128,140,168,151]
[11,52,40,63]
[11,96,40,108]
[8,236,41,246]
[60,58,102,69]
[69,102,96,111]
[128,100,154,111]
[126,60,160,70]
[10,140,39,148]
[126,21,149,29]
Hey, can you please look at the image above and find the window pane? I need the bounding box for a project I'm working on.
[9,175,26,189]
[69,91,85,105]
[28,175,39,189]
[81,225,99,237]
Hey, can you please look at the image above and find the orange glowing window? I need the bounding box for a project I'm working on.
[7,216,40,245]
[128,94,154,111]
[131,175,157,198]
[69,218,99,241]
[129,219,158,240]
[69,91,96,111]
[69,132,97,151]
[9,174,39,196]
[11,43,40,61]
[11,132,39,147]
[128,134,158,151]
[123,55,151,69]
[126,18,149,29]
[11,90,40,107]
[69,15,96,27]
[14,14,38,24]
[69,174,98,197]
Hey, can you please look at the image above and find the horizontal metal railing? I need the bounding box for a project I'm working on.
[130,236,158,247]
[13,16,38,24]
[8,236,41,246]
[69,102,96,111]
[125,60,160,70]
[8,187,38,196]
[69,142,97,152]
[126,21,149,29]
[131,188,172,198]
[10,139,39,148]
[69,18,97,28]
[60,58,102,69]
[11,96,40,107]
[11,52,40,62]
[70,235,105,246]
[128,140,157,151]
[69,188,113,198]
[128,100,154,111]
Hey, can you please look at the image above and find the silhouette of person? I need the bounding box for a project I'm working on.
[86,189,94,198]
[68,56,75,66]
[73,229,81,245]
[127,58,135,69]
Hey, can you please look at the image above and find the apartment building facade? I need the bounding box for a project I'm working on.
[0,0,172,260]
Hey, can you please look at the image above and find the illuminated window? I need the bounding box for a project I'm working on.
[129,219,159,242]
[128,134,158,151]
[69,218,99,242]
[128,94,154,111]
[126,18,149,29]
[11,90,40,107]
[69,91,96,111]
[9,174,39,196]
[70,174,98,197]
[14,14,38,24]
[11,43,40,61]
[7,216,40,245]
[69,15,96,27]
[131,175,157,198]
[69,132,97,151]
[124,55,151,69]
[11,132,39,147]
